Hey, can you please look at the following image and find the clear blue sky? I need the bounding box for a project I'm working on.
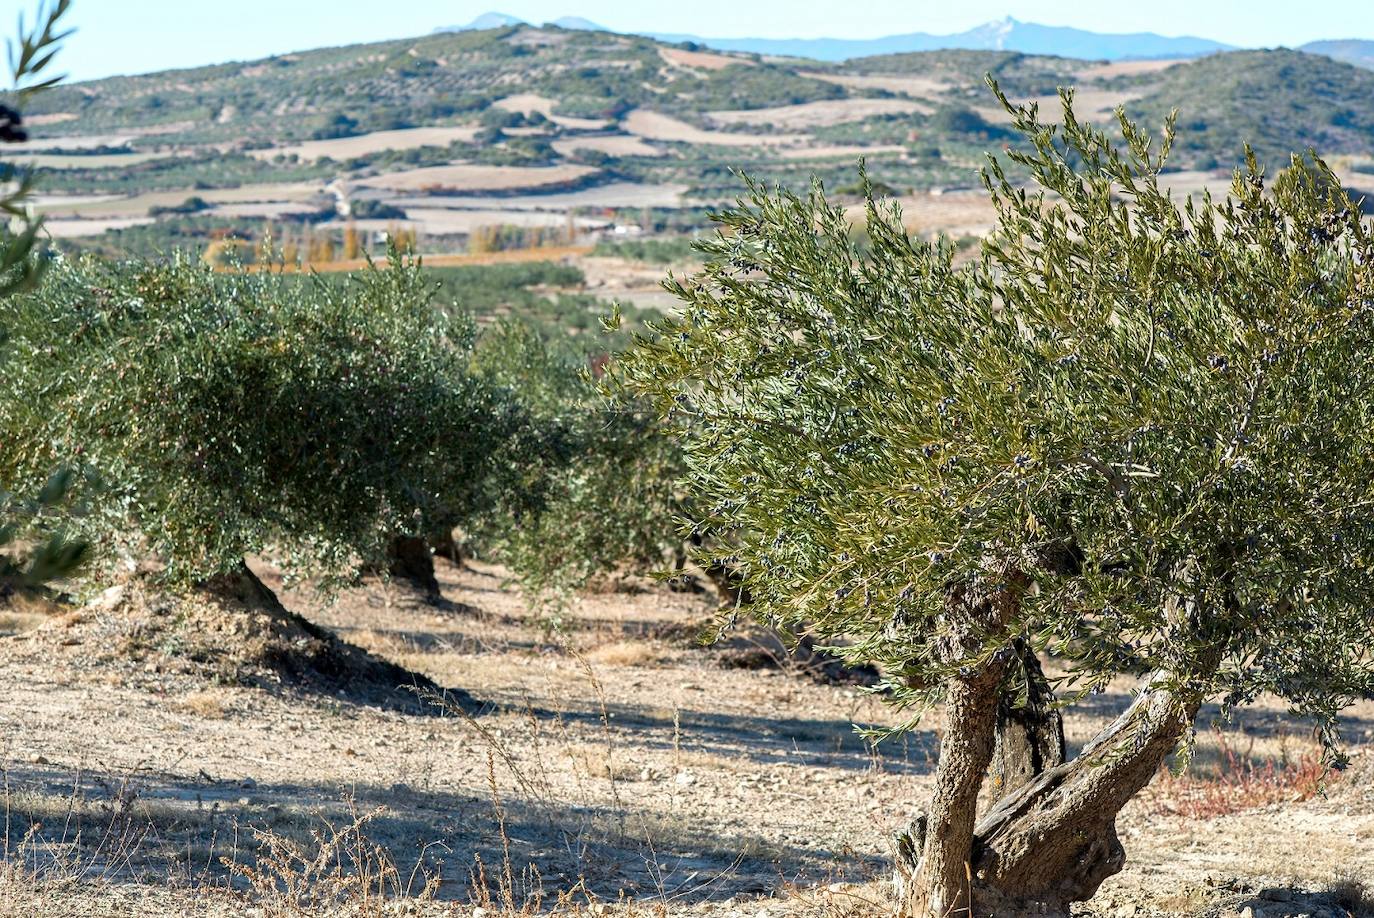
[3,0,1372,83]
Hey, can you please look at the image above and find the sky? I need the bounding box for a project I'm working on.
[1,0,1371,83]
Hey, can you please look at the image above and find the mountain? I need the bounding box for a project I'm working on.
[1301,39,1374,69]
[436,13,1230,61]
[436,13,608,33]
[549,16,610,32]
[435,11,524,33]
[649,16,1231,61]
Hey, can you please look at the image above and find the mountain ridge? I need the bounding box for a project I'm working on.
[436,13,1374,67]
[437,13,1233,61]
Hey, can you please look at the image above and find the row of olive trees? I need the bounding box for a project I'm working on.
[0,249,534,694]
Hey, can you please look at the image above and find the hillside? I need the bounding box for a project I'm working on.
[11,25,1374,257]
[1130,49,1374,167]
[25,24,842,143]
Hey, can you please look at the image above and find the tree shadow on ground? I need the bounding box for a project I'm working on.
[0,762,877,905]
[1059,686,1374,760]
[485,691,936,776]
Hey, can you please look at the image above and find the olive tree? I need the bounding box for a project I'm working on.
[0,0,88,600]
[471,320,685,618]
[613,86,1374,916]
[0,253,506,700]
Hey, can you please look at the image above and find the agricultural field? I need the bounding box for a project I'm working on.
[13,24,1374,262]
[1,556,1371,917]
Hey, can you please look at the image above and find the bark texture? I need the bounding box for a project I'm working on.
[988,640,1066,805]
[899,577,1020,918]
[897,667,1195,917]
[967,671,1197,915]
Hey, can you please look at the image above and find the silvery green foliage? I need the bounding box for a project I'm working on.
[0,0,88,598]
[0,253,509,586]
[615,84,1374,750]
[473,320,683,615]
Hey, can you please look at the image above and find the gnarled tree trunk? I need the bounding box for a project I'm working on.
[897,575,1020,918]
[966,671,1197,915]
[989,639,1066,805]
[896,665,1198,917]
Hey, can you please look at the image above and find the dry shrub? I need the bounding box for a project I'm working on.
[174,689,231,719]
[0,591,66,636]
[224,805,442,916]
[1150,729,1338,818]
[1327,876,1374,918]
[584,640,663,667]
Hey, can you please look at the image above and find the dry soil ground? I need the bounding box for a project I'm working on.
[0,557,1370,918]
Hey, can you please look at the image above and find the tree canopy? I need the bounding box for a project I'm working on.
[618,88,1374,742]
[0,0,87,599]
[0,254,509,585]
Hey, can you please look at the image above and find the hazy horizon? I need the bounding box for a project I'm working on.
[3,0,1371,84]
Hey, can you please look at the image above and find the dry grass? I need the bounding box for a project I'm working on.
[621,111,804,148]
[354,163,597,194]
[226,804,443,916]
[1150,729,1338,819]
[0,593,62,637]
[659,48,748,72]
[174,690,232,720]
[584,640,664,668]
[248,126,480,162]
[1326,877,1374,918]
[708,99,923,130]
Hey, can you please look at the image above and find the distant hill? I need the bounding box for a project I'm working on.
[436,12,608,34]
[30,24,844,144]
[651,16,1232,62]
[549,17,610,32]
[1130,49,1374,167]
[20,21,1374,208]
[437,13,1231,61]
[1300,39,1374,69]
[437,12,524,33]
[434,14,1374,71]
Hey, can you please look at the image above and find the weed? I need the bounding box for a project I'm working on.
[1151,728,1338,818]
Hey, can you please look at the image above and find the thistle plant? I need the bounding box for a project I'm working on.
[613,82,1374,915]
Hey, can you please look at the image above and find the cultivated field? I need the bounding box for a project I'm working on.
[248,127,482,162]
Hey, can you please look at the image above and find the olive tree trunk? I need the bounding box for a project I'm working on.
[989,640,1066,805]
[966,671,1196,915]
[198,560,475,713]
[896,666,1198,917]
[895,576,1020,918]
[386,534,441,599]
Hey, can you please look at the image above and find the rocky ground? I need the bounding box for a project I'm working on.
[0,557,1369,917]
